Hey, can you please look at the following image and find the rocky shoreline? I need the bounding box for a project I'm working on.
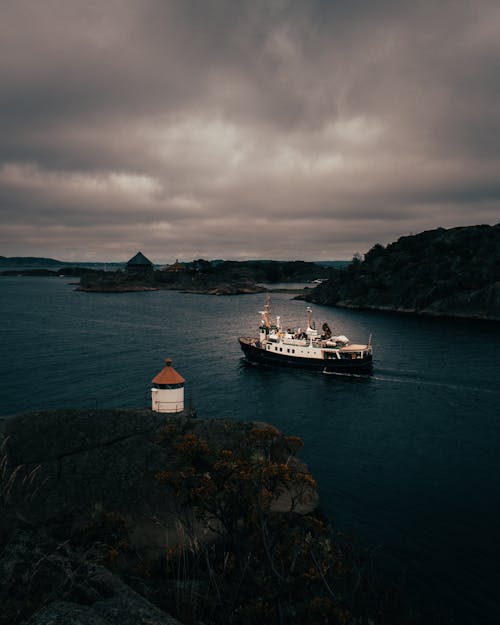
[76,279,267,295]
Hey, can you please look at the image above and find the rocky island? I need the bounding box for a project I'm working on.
[76,259,334,295]
[0,257,335,295]
[0,408,389,625]
[302,224,500,321]
[77,271,267,295]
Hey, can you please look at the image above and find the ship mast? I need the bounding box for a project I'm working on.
[306,306,312,329]
[260,293,271,328]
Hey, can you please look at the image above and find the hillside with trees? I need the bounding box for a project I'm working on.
[302,224,500,320]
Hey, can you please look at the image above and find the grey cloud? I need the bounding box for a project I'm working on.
[0,0,499,260]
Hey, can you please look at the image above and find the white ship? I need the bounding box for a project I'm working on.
[239,296,373,373]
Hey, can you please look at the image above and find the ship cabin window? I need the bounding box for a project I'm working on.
[279,348,283,352]
[292,349,295,354]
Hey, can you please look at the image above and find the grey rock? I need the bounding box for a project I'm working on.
[1,527,183,625]
[1,409,317,556]
[27,602,112,625]
[1,409,183,554]
[0,410,319,625]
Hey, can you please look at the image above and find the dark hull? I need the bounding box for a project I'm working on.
[239,339,373,373]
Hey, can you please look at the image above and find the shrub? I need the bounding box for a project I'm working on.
[154,427,353,625]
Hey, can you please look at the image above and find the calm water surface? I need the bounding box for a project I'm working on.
[1,276,500,624]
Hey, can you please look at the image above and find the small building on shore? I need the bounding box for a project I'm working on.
[127,251,154,274]
[161,259,186,273]
[151,358,186,413]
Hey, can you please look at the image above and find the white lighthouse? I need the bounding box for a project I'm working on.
[151,358,185,413]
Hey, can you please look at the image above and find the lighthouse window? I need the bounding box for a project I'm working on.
[154,383,184,389]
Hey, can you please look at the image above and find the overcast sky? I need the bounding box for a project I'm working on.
[1,0,499,262]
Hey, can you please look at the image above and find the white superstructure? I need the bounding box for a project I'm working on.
[253,296,372,363]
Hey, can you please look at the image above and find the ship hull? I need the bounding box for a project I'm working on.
[239,338,373,373]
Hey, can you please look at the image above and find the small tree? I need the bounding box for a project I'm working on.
[364,243,385,263]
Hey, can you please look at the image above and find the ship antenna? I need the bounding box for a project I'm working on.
[267,294,272,327]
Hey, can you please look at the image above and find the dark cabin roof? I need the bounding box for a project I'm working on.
[127,251,153,267]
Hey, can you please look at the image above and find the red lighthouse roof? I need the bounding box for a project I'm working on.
[152,358,185,385]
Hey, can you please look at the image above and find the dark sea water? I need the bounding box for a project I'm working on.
[1,276,500,624]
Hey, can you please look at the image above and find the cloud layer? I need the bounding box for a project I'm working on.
[1,0,499,261]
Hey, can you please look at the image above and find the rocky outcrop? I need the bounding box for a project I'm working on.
[0,408,404,624]
[0,409,326,625]
[1,410,316,554]
[1,409,179,552]
[302,224,500,320]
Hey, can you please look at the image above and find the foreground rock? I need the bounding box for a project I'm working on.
[1,410,316,553]
[302,224,500,320]
[2,409,351,625]
[0,528,182,625]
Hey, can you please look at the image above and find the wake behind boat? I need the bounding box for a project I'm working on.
[239,296,373,373]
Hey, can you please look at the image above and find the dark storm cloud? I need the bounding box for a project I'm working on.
[0,0,499,261]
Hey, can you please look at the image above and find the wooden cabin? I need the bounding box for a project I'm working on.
[126,251,154,273]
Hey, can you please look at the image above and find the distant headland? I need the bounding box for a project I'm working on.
[300,224,500,321]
